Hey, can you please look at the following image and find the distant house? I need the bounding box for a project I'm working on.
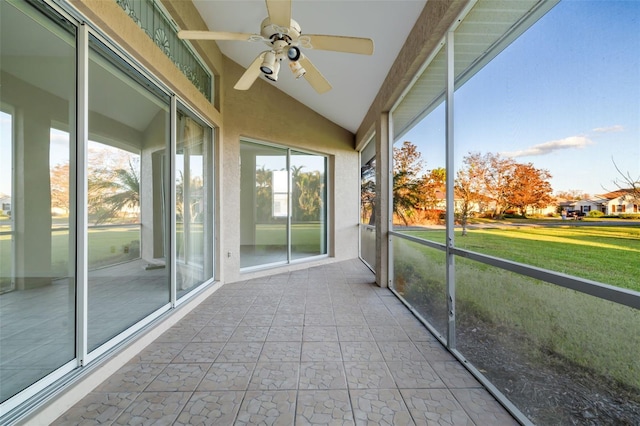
[0,194,10,215]
[573,198,606,214]
[557,198,601,215]
[597,189,639,215]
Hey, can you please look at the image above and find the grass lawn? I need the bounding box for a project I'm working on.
[255,222,324,246]
[402,225,640,292]
[392,230,640,395]
[1,226,142,280]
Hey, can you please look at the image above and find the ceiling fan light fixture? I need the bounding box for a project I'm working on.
[287,46,301,61]
[289,61,306,79]
[264,60,280,81]
[260,51,276,74]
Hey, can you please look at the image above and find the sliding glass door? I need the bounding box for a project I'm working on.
[0,0,216,411]
[240,141,327,269]
[0,0,77,403]
[176,107,214,297]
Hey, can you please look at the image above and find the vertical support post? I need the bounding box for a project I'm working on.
[76,23,89,365]
[287,149,292,263]
[375,112,390,288]
[170,96,177,306]
[445,30,456,348]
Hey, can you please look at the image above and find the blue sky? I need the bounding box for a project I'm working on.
[2,1,638,198]
[403,0,640,196]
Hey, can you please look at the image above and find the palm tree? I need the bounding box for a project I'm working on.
[393,169,419,226]
[296,170,324,221]
[89,160,140,224]
[255,165,272,222]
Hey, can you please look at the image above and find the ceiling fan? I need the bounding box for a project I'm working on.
[178,0,374,94]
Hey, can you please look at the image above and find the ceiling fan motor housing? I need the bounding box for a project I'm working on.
[261,17,301,44]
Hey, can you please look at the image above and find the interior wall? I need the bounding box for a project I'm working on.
[222,57,358,282]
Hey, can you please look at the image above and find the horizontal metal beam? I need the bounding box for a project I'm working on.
[390,232,640,310]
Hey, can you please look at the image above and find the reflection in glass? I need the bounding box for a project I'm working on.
[456,256,640,425]
[0,0,76,403]
[360,139,376,270]
[290,151,326,260]
[240,142,288,268]
[176,110,213,297]
[87,37,170,351]
[360,140,376,226]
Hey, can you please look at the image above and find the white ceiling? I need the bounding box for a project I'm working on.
[191,0,427,133]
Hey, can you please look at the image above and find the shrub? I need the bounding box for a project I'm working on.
[619,213,640,220]
[588,210,604,217]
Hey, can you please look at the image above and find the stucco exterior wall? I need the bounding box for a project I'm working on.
[221,57,358,283]
[69,0,359,284]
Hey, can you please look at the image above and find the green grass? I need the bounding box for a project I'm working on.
[1,226,141,282]
[402,225,640,292]
[255,223,324,247]
[1,222,323,284]
[393,236,640,392]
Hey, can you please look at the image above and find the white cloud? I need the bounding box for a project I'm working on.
[592,125,624,133]
[501,136,594,158]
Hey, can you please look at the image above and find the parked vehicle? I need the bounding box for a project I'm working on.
[566,210,585,220]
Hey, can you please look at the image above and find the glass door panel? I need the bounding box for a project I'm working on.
[176,109,213,297]
[87,37,170,351]
[290,151,326,260]
[0,0,76,403]
[240,142,288,268]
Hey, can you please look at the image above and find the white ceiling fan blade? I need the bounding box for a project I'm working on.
[234,52,266,90]
[178,30,256,41]
[299,55,331,94]
[302,35,374,55]
[265,0,291,29]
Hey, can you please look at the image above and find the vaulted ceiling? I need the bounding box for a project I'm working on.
[190,0,427,133]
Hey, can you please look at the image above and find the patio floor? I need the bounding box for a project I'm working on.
[52,259,517,425]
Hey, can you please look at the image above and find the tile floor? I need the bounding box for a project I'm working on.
[52,259,518,425]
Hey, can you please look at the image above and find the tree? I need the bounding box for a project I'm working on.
[481,152,517,218]
[393,141,423,225]
[417,167,446,212]
[555,189,590,201]
[176,170,204,222]
[291,165,305,221]
[610,158,640,203]
[505,162,553,216]
[50,162,70,214]
[361,159,376,225]
[296,170,324,220]
[455,153,487,236]
[254,165,272,222]
[88,159,140,224]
